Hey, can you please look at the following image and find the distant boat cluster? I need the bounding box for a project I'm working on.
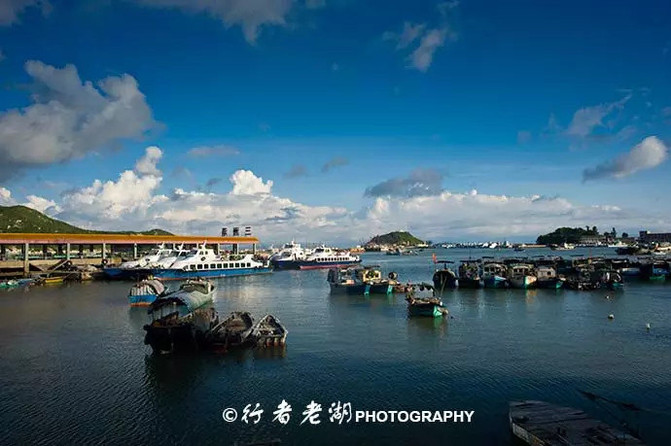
[431,255,671,291]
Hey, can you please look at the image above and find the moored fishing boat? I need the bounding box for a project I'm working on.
[482,262,508,288]
[327,265,395,295]
[458,260,482,288]
[595,269,624,290]
[405,283,449,317]
[639,261,668,281]
[128,278,166,307]
[143,279,217,353]
[507,264,537,289]
[250,314,288,347]
[208,311,255,349]
[37,275,66,285]
[0,279,20,288]
[432,260,458,291]
[535,266,564,289]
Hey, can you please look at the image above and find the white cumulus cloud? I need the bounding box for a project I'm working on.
[0,0,50,26]
[0,186,13,204]
[134,146,163,176]
[230,170,273,195]
[135,0,293,43]
[23,194,60,214]
[0,60,156,180]
[583,136,668,181]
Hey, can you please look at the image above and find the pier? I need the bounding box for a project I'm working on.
[0,233,260,277]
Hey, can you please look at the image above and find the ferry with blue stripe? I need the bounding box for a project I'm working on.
[272,245,360,270]
[150,246,272,280]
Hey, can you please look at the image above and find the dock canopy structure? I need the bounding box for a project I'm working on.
[0,233,260,276]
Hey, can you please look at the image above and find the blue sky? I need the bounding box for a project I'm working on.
[0,0,669,243]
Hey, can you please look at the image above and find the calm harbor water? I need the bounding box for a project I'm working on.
[1,248,670,445]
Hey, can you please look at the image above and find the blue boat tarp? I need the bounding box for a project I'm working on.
[149,281,214,314]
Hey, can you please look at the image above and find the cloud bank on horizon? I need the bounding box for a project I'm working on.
[0,145,665,244]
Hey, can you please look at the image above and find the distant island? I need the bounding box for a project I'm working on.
[536,226,625,245]
[0,205,172,235]
[366,231,425,247]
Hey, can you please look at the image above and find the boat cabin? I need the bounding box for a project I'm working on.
[509,264,534,278]
[535,266,557,279]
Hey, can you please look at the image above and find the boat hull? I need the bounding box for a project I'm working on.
[536,278,564,289]
[483,275,508,288]
[152,267,273,280]
[128,294,157,307]
[103,267,153,280]
[270,259,302,270]
[144,308,216,354]
[408,304,446,318]
[297,260,362,270]
[433,270,458,290]
[509,276,537,289]
[330,282,393,295]
[458,277,482,289]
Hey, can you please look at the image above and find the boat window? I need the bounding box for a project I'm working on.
[211,263,216,269]
[197,264,203,270]
[203,264,209,269]
[247,263,251,267]
[217,263,222,269]
[190,265,196,270]
[235,263,240,268]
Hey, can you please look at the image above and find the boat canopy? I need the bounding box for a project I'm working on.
[130,279,166,296]
[149,282,213,313]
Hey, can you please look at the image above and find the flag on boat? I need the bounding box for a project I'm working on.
[432,253,437,264]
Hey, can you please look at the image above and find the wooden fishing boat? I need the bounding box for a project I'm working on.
[509,400,645,445]
[508,263,537,289]
[144,307,218,354]
[535,266,565,289]
[458,260,482,288]
[327,266,394,295]
[482,262,508,288]
[251,314,288,347]
[405,284,449,318]
[39,276,65,285]
[208,311,255,349]
[143,279,217,353]
[432,260,458,290]
[639,262,668,281]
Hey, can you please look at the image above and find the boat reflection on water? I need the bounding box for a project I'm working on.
[407,315,449,335]
[253,345,287,360]
[143,353,209,395]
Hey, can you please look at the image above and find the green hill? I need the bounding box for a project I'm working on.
[536,226,598,245]
[367,231,425,246]
[0,205,172,235]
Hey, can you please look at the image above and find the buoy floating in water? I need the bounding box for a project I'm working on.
[608,314,615,320]
[646,323,651,331]
[605,295,610,300]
